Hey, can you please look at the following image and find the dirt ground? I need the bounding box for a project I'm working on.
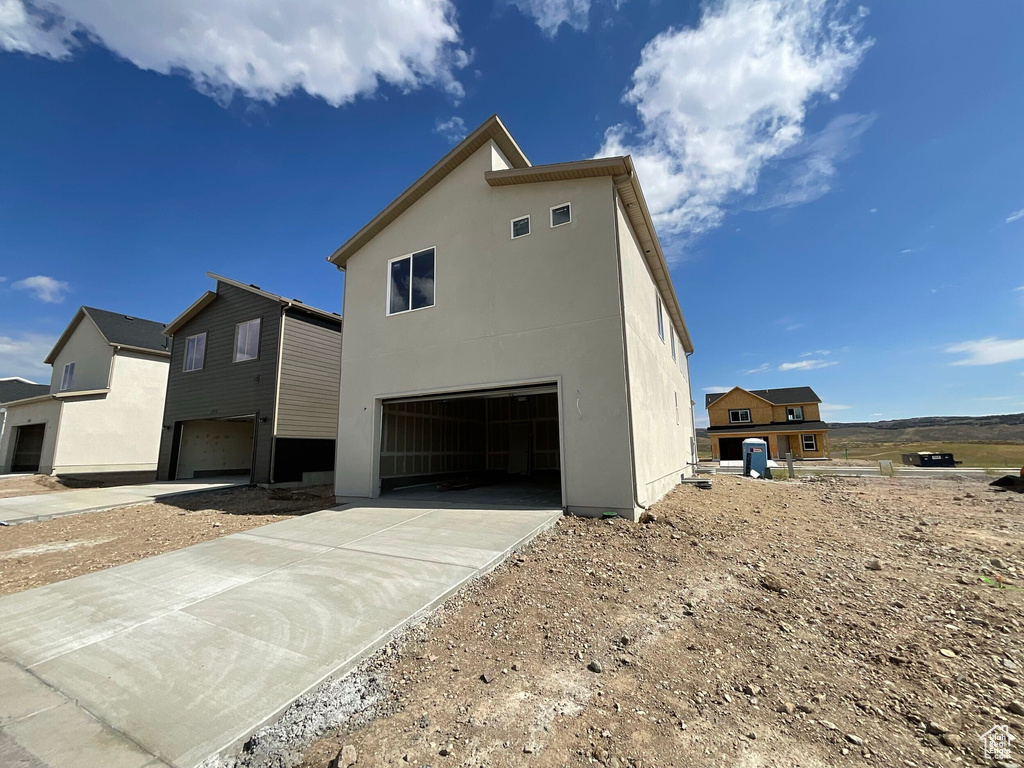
[0,485,331,596]
[298,475,1024,768]
[0,473,125,499]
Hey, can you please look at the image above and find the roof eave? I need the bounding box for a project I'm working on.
[164,291,217,337]
[327,114,531,268]
[43,307,92,365]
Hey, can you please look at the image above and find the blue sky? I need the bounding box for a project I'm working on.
[1,0,1021,426]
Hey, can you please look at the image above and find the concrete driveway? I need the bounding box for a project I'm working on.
[0,499,561,768]
[0,477,247,526]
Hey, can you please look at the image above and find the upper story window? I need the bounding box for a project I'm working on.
[60,362,75,391]
[184,332,207,372]
[786,406,804,421]
[729,409,751,423]
[511,215,530,239]
[675,391,680,425]
[670,326,677,361]
[234,318,261,362]
[656,295,665,341]
[388,247,436,315]
[550,203,571,227]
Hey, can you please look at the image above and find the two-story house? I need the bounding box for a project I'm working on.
[705,386,830,461]
[0,307,170,477]
[157,273,342,485]
[327,115,696,520]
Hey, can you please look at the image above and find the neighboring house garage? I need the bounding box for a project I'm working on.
[174,418,255,479]
[10,423,46,472]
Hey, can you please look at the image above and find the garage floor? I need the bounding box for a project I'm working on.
[383,477,562,508]
[0,499,561,768]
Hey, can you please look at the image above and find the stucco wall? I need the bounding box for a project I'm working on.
[335,140,637,514]
[49,317,113,393]
[50,351,169,474]
[615,195,696,507]
[0,398,62,474]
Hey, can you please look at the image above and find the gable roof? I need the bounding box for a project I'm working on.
[164,273,342,337]
[705,386,822,408]
[484,156,693,354]
[325,116,693,354]
[44,306,170,364]
[327,115,530,268]
[0,378,49,405]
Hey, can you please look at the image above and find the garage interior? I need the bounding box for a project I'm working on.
[172,417,255,480]
[717,436,770,462]
[378,386,562,507]
[11,423,46,473]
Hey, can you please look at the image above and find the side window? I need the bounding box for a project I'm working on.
[511,216,530,239]
[184,332,207,372]
[234,318,261,362]
[60,362,75,391]
[656,295,664,341]
[670,326,677,361]
[550,203,571,227]
[388,247,436,315]
[802,434,817,451]
[787,406,804,421]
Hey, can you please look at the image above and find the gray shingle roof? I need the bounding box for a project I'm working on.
[705,386,822,408]
[0,378,49,404]
[82,307,169,354]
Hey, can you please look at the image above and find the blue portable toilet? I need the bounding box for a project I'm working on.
[743,438,769,478]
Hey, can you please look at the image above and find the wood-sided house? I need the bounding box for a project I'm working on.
[157,273,342,485]
[705,386,829,461]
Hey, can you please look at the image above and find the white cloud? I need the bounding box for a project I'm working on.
[945,337,1024,366]
[800,349,831,357]
[598,0,871,242]
[900,248,913,254]
[1005,207,1024,224]
[694,413,710,429]
[1014,284,1024,292]
[778,358,837,371]
[508,0,591,37]
[819,402,851,415]
[0,332,57,380]
[743,362,771,375]
[0,0,467,106]
[753,112,875,210]
[12,275,69,303]
[434,115,467,144]
[702,385,732,393]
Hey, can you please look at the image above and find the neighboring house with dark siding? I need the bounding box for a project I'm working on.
[157,273,342,485]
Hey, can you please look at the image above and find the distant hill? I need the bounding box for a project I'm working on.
[696,413,1024,445]
[828,413,1024,444]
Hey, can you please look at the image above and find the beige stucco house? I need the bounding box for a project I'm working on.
[327,115,696,520]
[0,307,170,478]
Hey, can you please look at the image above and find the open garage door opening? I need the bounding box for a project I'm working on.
[171,416,256,481]
[378,385,562,508]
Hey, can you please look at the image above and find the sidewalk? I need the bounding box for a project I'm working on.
[0,478,247,525]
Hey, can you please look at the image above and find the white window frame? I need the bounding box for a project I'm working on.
[183,332,207,373]
[233,318,261,363]
[802,434,817,451]
[550,202,571,228]
[510,215,531,239]
[729,409,751,423]
[675,391,680,425]
[787,406,804,421]
[670,326,677,361]
[656,295,665,341]
[60,362,75,391]
[386,246,437,316]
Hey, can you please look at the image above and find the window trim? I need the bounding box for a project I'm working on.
[510,215,531,239]
[656,295,665,341]
[786,406,804,421]
[60,362,75,391]
[729,408,751,424]
[386,246,437,317]
[550,202,571,228]
[183,332,207,373]
[670,326,677,361]
[802,434,817,451]
[233,318,261,363]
